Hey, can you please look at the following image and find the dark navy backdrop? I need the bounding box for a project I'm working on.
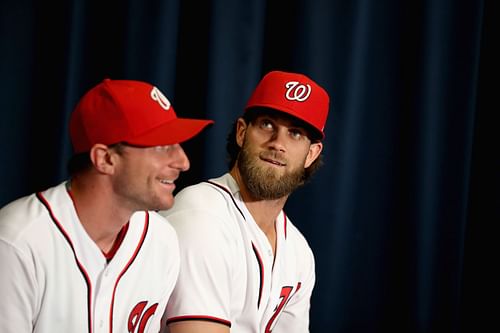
[0,1,496,332]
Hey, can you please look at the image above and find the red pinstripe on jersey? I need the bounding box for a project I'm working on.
[110,212,150,332]
[252,241,264,308]
[36,191,94,333]
[205,181,246,220]
[166,315,231,327]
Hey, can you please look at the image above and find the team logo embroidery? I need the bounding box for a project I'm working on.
[285,81,311,102]
[128,301,158,333]
[264,282,302,332]
[150,87,171,110]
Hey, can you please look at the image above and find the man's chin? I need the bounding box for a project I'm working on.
[151,198,174,212]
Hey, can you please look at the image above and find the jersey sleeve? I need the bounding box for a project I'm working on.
[162,188,237,328]
[147,212,181,333]
[0,239,38,332]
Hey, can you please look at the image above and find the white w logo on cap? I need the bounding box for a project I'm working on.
[150,87,171,110]
[285,81,311,102]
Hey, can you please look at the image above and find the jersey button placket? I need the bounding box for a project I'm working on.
[95,268,113,332]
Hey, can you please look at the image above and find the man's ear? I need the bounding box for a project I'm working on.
[89,144,117,174]
[235,118,248,148]
[304,142,323,168]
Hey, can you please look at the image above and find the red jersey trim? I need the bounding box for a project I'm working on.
[36,191,94,333]
[204,180,246,221]
[109,212,150,332]
[166,315,231,327]
[103,222,130,261]
[251,241,264,309]
[283,213,288,239]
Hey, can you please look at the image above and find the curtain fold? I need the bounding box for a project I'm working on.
[0,1,494,332]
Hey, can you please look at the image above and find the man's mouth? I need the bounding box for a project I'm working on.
[260,153,287,166]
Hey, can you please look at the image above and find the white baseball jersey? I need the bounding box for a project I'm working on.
[161,173,315,332]
[0,181,179,333]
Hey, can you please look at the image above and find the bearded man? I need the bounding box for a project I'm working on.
[159,70,330,333]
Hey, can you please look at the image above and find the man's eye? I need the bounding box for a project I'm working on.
[290,130,304,139]
[260,120,273,129]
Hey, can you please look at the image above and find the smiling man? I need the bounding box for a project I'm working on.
[0,79,213,333]
[160,71,330,333]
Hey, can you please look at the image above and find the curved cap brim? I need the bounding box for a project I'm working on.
[125,118,214,147]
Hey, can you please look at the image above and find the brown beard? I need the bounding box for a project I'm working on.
[237,139,306,200]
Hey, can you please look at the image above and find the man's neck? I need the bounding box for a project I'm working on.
[69,176,133,253]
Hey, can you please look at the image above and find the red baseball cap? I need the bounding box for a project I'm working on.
[245,71,330,140]
[70,79,214,153]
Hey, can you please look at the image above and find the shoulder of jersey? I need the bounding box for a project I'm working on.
[0,193,48,240]
[283,217,315,250]
[170,181,231,212]
[144,211,179,241]
[161,181,242,235]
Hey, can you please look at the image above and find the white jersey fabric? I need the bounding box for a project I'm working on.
[0,181,180,333]
[161,173,315,332]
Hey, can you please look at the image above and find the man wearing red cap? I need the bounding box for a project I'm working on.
[161,71,330,333]
[0,79,213,333]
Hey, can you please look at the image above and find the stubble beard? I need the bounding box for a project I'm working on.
[237,141,305,200]
[114,173,172,212]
